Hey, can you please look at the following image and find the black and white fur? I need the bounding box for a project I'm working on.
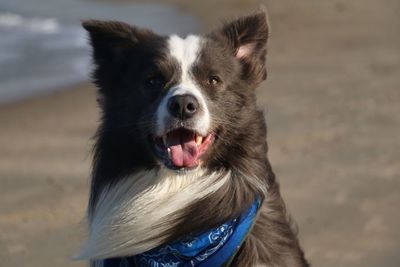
[78,9,309,267]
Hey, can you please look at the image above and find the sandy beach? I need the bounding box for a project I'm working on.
[0,0,399,266]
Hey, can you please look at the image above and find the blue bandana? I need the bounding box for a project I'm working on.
[104,199,259,267]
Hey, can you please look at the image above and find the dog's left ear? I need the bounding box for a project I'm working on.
[212,10,270,84]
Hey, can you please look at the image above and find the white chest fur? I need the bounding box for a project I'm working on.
[77,168,229,260]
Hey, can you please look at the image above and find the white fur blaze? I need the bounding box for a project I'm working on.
[155,34,210,137]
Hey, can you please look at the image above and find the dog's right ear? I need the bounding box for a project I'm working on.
[82,20,154,65]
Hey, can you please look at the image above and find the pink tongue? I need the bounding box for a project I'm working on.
[168,131,199,168]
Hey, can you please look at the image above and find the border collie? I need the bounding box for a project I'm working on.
[78,9,309,267]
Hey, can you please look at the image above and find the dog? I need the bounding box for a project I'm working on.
[77,9,309,267]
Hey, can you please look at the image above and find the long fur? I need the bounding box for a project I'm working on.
[78,168,229,259]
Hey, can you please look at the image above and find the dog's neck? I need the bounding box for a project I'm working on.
[78,168,230,260]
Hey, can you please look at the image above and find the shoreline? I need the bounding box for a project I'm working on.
[0,81,92,108]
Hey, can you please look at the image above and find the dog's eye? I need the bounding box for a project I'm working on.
[146,75,164,88]
[207,75,221,86]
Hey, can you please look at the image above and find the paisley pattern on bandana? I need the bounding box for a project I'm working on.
[133,220,236,267]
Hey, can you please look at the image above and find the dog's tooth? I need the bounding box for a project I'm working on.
[162,135,167,146]
[196,135,203,145]
[167,147,171,159]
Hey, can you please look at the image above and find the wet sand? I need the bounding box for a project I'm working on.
[0,0,399,266]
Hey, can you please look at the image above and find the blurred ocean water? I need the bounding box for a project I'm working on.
[0,0,198,104]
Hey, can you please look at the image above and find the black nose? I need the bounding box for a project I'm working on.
[167,94,199,119]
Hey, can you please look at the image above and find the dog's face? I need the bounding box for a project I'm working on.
[83,12,269,172]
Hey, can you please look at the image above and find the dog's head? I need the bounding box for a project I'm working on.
[83,11,269,174]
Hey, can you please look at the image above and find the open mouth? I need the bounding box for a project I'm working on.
[154,128,214,170]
